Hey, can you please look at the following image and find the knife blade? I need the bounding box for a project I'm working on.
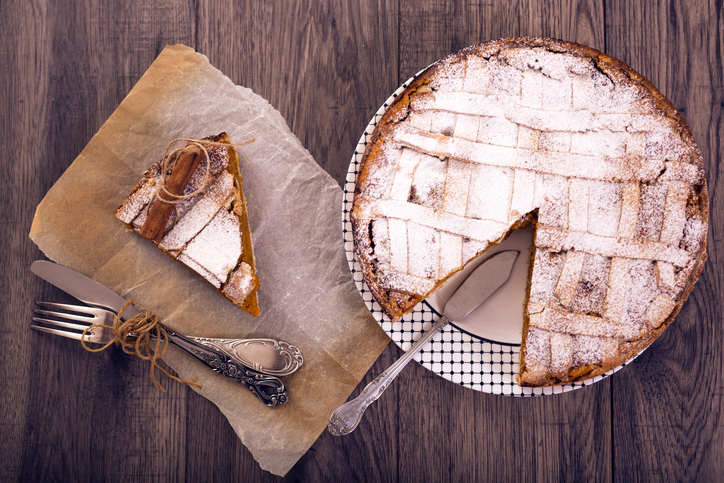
[31,260,142,319]
[29,260,306,405]
[328,249,519,435]
[30,259,304,375]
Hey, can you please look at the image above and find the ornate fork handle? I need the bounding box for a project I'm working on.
[184,336,303,377]
[165,328,287,406]
[328,316,450,435]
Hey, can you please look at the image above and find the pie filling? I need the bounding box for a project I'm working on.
[352,38,708,387]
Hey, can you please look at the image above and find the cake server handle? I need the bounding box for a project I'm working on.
[327,315,450,436]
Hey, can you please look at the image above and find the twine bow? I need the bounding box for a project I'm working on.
[81,300,201,392]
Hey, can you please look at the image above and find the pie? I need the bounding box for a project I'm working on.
[116,133,260,316]
[351,37,708,386]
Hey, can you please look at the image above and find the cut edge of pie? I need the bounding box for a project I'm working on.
[115,133,260,317]
[352,37,708,387]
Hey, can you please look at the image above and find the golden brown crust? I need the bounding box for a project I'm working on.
[218,133,260,317]
[353,37,708,387]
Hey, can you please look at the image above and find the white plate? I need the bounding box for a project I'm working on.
[427,226,533,345]
[343,72,632,396]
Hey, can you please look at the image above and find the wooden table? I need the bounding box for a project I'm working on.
[3,1,721,481]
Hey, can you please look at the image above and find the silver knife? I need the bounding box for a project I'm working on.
[328,250,519,435]
[30,260,303,376]
[31,260,295,406]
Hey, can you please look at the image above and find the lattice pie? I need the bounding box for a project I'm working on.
[116,133,260,316]
[352,38,708,386]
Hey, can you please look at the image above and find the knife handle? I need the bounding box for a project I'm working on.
[165,328,288,406]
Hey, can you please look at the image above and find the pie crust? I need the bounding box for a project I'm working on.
[116,133,260,316]
[351,37,708,386]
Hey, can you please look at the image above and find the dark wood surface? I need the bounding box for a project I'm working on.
[2,0,721,481]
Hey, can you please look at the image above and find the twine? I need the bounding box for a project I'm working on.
[153,137,256,206]
[81,300,202,393]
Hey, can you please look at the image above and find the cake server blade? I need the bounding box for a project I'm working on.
[328,249,519,436]
[442,249,520,321]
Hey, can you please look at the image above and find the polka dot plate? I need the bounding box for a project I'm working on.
[342,72,632,396]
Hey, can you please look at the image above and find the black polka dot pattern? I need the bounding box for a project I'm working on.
[342,75,632,396]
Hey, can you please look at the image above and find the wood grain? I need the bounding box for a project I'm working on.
[196,0,399,187]
[394,2,611,482]
[606,1,723,481]
[1,0,195,480]
[398,0,605,81]
[1,0,722,481]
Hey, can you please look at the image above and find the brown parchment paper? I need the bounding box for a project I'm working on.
[29,44,389,476]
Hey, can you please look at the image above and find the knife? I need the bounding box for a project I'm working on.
[328,250,519,435]
[30,260,303,375]
[30,260,292,406]
[30,260,303,374]
[31,260,145,318]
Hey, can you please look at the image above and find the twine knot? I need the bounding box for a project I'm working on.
[81,300,201,392]
[154,137,256,206]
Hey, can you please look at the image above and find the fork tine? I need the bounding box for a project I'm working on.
[31,315,92,332]
[33,308,95,324]
[35,301,101,314]
[31,325,91,342]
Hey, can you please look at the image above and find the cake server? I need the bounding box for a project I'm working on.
[328,250,519,435]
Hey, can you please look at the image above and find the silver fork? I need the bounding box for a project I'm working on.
[31,301,293,406]
[31,301,303,376]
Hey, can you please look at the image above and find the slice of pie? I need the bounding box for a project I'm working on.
[116,133,260,316]
[352,37,708,386]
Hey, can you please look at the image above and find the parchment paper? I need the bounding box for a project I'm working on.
[29,44,389,476]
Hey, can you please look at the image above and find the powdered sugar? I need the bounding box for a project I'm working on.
[634,182,667,241]
[352,40,707,386]
[622,259,659,328]
[528,249,565,306]
[158,171,234,252]
[466,164,514,223]
[409,153,448,210]
[587,181,622,237]
[115,177,159,224]
[407,221,440,279]
[116,136,259,314]
[182,208,242,282]
[222,262,256,302]
[569,254,610,316]
[572,335,603,367]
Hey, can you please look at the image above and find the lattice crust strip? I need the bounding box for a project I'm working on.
[390,124,703,184]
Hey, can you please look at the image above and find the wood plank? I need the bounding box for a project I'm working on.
[606,0,724,480]
[2,0,722,480]
[192,1,400,479]
[0,0,195,480]
[184,391,272,481]
[0,1,49,477]
[399,0,605,81]
[196,0,400,187]
[289,346,401,480]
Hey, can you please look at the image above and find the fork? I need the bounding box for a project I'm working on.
[32,301,303,376]
[32,301,291,406]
